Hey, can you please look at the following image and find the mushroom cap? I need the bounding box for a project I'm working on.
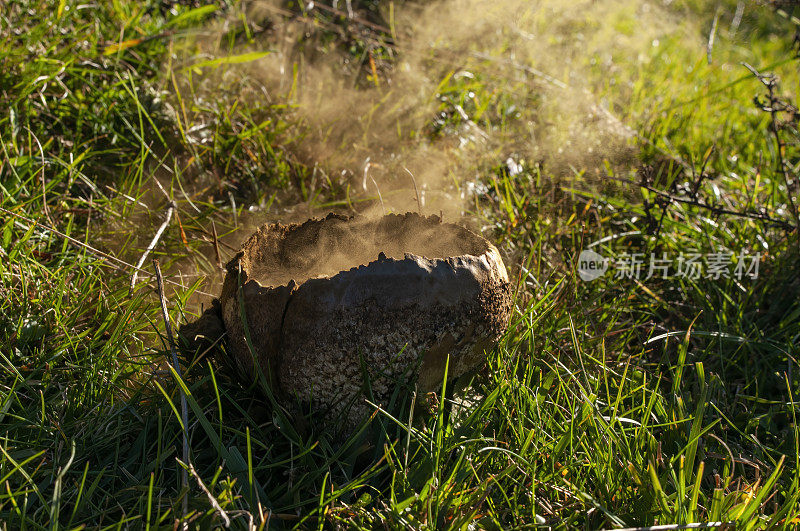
[220,213,511,424]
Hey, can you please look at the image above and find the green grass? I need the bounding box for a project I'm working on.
[2,0,800,528]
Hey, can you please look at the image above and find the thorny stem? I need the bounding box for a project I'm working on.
[636,64,800,243]
[766,83,800,226]
[623,174,797,232]
[744,62,800,233]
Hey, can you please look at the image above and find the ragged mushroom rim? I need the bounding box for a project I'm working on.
[227,212,493,288]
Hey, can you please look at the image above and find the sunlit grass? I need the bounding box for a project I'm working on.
[1,0,799,528]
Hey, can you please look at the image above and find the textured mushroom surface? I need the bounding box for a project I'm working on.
[219,212,511,424]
